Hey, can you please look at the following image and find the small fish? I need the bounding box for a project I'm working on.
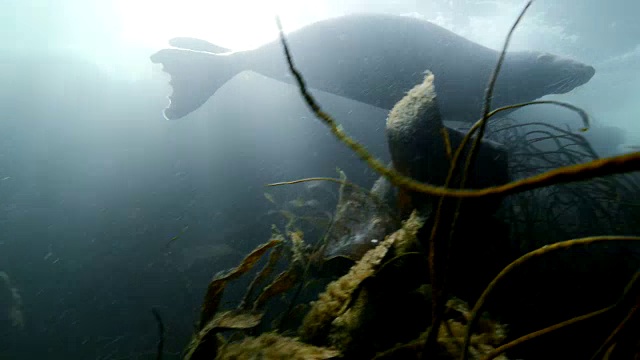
[165,225,190,248]
[288,197,306,208]
[304,199,320,208]
[264,192,277,205]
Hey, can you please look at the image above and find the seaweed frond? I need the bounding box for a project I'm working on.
[217,332,340,359]
[461,236,640,360]
[299,211,423,344]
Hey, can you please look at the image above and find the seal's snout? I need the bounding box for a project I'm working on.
[574,64,596,88]
[584,65,596,80]
[545,58,596,95]
[571,64,596,89]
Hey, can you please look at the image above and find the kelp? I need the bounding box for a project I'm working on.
[176,1,640,359]
[183,230,325,359]
[482,119,638,248]
[239,242,285,310]
[253,269,300,311]
[270,0,640,358]
[372,298,509,360]
[216,332,340,359]
[184,310,264,360]
[183,238,281,360]
[461,237,640,360]
[197,238,282,329]
[299,211,423,345]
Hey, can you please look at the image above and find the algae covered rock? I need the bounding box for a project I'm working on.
[299,212,425,349]
[386,71,510,217]
[217,333,340,360]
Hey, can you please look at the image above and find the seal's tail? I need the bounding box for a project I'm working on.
[150,45,240,120]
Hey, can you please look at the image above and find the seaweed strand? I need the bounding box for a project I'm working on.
[482,271,639,360]
[590,271,640,360]
[461,236,640,360]
[483,305,613,360]
[424,2,533,356]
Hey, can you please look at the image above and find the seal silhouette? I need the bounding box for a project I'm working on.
[151,13,595,122]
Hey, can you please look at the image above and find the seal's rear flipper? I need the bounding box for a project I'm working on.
[150,48,240,120]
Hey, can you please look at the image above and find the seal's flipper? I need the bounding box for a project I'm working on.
[168,37,231,54]
[150,48,241,120]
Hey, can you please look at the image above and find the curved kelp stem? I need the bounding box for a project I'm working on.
[435,100,590,285]
[460,236,640,360]
[463,0,535,170]
[482,305,614,360]
[459,100,589,160]
[589,271,640,360]
[423,3,533,355]
[481,271,639,360]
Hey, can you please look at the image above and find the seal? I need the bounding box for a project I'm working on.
[150,13,596,122]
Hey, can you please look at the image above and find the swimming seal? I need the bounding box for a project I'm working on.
[150,13,596,122]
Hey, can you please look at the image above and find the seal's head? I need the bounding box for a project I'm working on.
[495,51,596,105]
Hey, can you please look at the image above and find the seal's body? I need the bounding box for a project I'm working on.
[151,14,595,122]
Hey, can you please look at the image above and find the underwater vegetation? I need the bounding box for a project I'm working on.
[158,1,640,359]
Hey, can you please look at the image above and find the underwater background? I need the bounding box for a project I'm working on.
[1,0,639,359]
